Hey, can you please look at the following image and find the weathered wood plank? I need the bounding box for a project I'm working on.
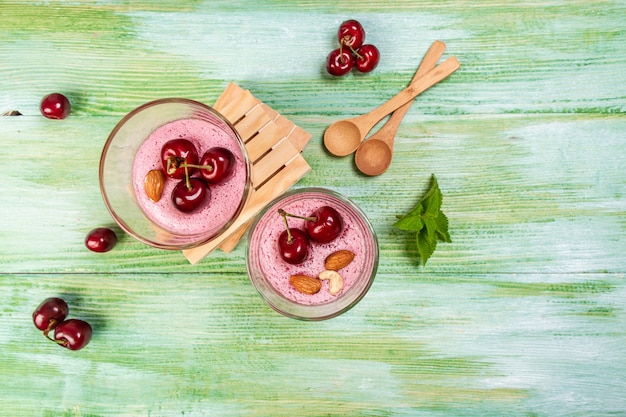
[1,2,625,116]
[1,272,624,416]
[1,114,623,274]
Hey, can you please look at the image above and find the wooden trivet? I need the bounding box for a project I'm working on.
[183,83,312,264]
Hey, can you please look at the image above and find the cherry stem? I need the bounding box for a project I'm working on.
[339,37,364,61]
[42,320,67,347]
[345,42,363,60]
[166,157,208,191]
[42,320,56,339]
[166,157,214,175]
[181,162,214,171]
[339,39,346,64]
[278,209,293,243]
[278,208,316,223]
[184,164,191,190]
[166,157,178,175]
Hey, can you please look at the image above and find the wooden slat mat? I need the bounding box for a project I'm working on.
[183,83,312,264]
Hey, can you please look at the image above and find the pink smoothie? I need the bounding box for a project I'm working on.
[132,118,248,237]
[248,190,378,306]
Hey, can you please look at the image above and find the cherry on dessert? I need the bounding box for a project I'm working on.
[338,19,365,49]
[161,139,199,179]
[53,319,93,351]
[172,177,210,213]
[326,47,355,77]
[278,228,310,264]
[277,209,310,264]
[199,147,236,184]
[355,44,380,73]
[33,297,69,332]
[40,93,71,119]
[85,227,118,253]
[305,205,344,243]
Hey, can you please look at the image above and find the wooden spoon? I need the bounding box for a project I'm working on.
[323,55,460,157]
[355,40,446,176]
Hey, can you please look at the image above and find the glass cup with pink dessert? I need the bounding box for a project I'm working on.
[100,98,251,249]
[246,188,379,320]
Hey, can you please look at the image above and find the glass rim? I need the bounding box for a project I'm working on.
[99,98,251,250]
[245,187,379,320]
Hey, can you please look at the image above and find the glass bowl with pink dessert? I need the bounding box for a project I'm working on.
[246,188,379,320]
[100,98,251,249]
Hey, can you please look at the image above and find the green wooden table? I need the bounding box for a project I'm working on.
[1,1,625,416]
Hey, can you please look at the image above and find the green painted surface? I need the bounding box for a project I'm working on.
[1,1,625,416]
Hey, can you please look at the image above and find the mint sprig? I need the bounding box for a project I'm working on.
[393,174,451,266]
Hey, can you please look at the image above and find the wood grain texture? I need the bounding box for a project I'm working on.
[1,0,625,416]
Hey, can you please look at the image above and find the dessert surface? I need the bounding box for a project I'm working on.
[132,118,247,236]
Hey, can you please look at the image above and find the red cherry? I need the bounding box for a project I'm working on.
[198,147,236,184]
[33,298,69,332]
[85,227,118,253]
[355,44,380,73]
[40,93,71,119]
[326,47,355,76]
[305,206,344,243]
[278,228,310,264]
[172,177,210,213]
[53,319,92,351]
[160,139,199,179]
[338,19,365,49]
[277,208,310,264]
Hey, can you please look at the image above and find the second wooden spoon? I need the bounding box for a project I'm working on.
[355,40,446,176]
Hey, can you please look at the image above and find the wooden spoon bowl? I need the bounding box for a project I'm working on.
[323,121,363,157]
[354,139,394,176]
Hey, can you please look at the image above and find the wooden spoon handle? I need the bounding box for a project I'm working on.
[359,55,460,129]
[376,40,446,137]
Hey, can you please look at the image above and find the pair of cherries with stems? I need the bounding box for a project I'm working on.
[277,206,344,264]
[160,138,236,213]
[33,298,92,351]
[326,19,380,76]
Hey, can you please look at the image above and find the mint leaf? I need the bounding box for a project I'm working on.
[422,179,442,216]
[417,227,437,265]
[423,217,438,242]
[435,211,451,243]
[393,174,451,266]
[393,205,424,231]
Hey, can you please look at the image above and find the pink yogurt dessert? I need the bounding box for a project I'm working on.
[247,188,378,320]
[132,118,248,237]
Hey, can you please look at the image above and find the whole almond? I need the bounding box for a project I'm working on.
[324,249,355,271]
[144,169,165,202]
[289,274,322,295]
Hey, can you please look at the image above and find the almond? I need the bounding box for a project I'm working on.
[324,249,355,271]
[289,274,322,295]
[144,169,165,202]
